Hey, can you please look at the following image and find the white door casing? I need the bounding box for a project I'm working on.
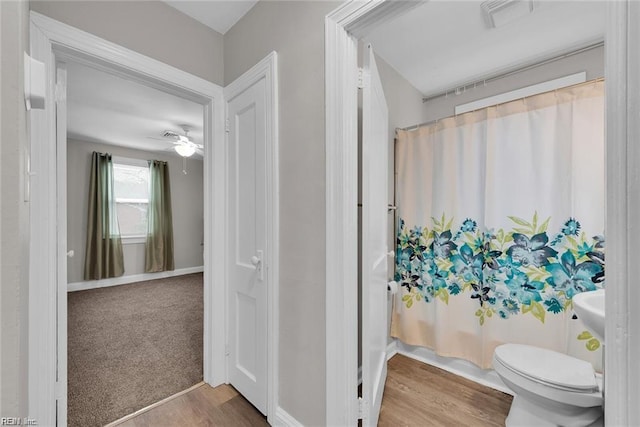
[225,52,279,418]
[28,12,227,425]
[328,1,640,426]
[361,44,389,427]
[325,3,422,424]
[55,60,69,427]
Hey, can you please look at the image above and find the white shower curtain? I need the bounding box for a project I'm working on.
[391,81,605,369]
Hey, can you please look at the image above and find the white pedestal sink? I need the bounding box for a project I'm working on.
[573,289,605,343]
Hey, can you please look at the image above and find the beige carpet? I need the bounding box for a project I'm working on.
[67,273,203,427]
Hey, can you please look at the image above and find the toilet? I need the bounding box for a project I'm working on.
[493,344,603,427]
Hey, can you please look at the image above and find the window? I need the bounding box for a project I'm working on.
[112,158,149,241]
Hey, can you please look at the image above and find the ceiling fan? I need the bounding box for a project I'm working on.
[161,126,204,158]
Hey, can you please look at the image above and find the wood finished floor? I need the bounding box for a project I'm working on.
[114,384,268,427]
[378,354,512,426]
[114,354,512,426]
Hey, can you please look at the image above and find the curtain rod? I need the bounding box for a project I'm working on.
[397,77,604,133]
[421,41,604,104]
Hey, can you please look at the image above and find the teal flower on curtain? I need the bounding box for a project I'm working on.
[562,218,581,236]
[506,233,557,267]
[395,213,604,325]
[505,269,544,305]
[461,219,478,232]
[546,251,600,298]
[451,244,483,283]
[431,230,457,258]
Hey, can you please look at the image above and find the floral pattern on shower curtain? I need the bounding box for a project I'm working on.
[391,81,605,370]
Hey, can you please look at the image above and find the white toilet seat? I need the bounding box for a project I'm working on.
[493,344,602,408]
[494,344,599,392]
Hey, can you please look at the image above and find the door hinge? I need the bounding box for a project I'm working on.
[225,344,230,357]
[225,118,230,134]
[357,68,369,89]
[358,396,367,420]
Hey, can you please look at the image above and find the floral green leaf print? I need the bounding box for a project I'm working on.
[537,217,551,234]
[530,301,546,323]
[577,330,601,351]
[508,215,533,228]
[395,213,604,328]
[577,330,593,340]
[586,339,600,351]
[436,288,449,304]
[523,265,552,282]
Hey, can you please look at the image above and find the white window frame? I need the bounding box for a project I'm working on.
[112,156,150,244]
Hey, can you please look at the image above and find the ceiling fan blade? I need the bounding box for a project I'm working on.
[146,136,172,142]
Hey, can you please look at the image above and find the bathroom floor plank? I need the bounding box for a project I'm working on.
[378,354,513,427]
[113,354,511,426]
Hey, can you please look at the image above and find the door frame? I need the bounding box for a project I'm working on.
[28,12,227,426]
[324,2,425,425]
[325,0,640,425]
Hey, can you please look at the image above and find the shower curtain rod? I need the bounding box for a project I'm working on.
[420,41,604,105]
[397,76,605,133]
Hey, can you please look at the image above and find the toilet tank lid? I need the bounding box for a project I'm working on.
[494,344,598,391]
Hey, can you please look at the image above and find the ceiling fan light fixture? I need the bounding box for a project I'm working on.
[175,144,196,157]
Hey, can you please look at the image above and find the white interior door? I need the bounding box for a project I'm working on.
[227,77,268,414]
[361,44,389,427]
[56,60,69,427]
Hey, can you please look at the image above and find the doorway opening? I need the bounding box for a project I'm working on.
[325,1,623,426]
[63,58,206,426]
[28,12,226,426]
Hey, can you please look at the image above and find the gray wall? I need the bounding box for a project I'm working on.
[0,0,30,418]
[224,2,339,425]
[67,139,204,283]
[422,45,604,123]
[30,1,225,86]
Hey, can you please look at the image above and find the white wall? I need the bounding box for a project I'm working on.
[224,2,340,424]
[0,0,30,418]
[30,1,225,86]
[67,139,204,283]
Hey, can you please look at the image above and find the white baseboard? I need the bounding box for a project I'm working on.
[273,406,304,427]
[67,266,204,292]
[387,339,398,360]
[387,339,513,395]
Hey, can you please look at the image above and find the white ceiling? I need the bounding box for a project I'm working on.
[165,0,259,34]
[365,1,606,97]
[67,2,605,155]
[67,61,204,156]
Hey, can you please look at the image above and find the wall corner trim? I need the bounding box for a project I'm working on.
[67,266,205,292]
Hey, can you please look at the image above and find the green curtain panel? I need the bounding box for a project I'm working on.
[145,160,175,272]
[84,152,125,280]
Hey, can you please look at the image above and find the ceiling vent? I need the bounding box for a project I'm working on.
[481,0,534,28]
[162,130,180,138]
